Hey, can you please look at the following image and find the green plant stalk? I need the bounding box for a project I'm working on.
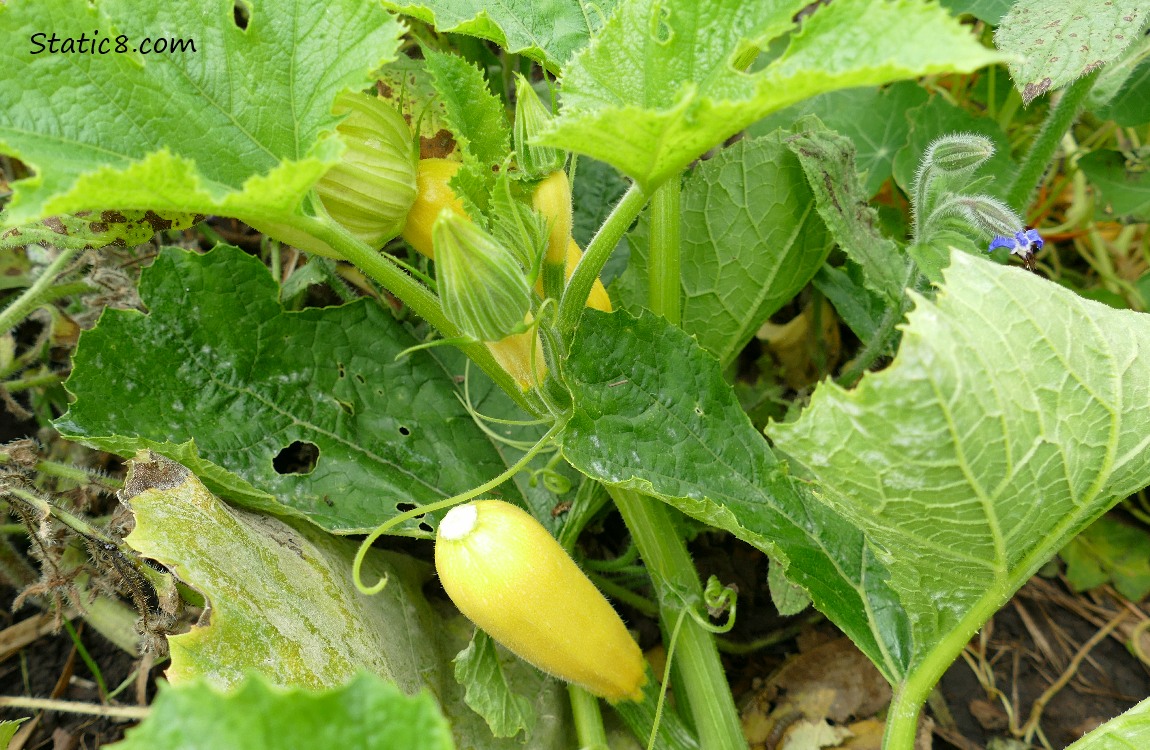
[5,371,64,393]
[648,179,681,323]
[283,213,533,414]
[62,618,109,699]
[569,684,610,750]
[558,182,648,333]
[835,261,918,388]
[1004,70,1101,214]
[3,485,168,594]
[618,175,744,748]
[610,486,744,749]
[0,247,82,336]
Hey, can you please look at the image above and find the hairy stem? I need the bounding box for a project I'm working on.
[1004,70,1100,215]
[558,182,647,333]
[285,214,533,413]
[0,247,83,336]
[610,487,745,750]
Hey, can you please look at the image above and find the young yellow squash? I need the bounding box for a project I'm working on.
[435,500,646,702]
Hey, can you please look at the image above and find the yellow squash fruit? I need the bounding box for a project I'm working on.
[402,158,466,259]
[435,500,646,702]
[484,321,546,390]
[531,171,573,266]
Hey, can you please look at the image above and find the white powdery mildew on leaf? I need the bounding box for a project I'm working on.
[772,251,1150,663]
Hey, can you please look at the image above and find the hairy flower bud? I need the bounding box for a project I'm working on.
[514,75,565,179]
[953,194,1024,238]
[923,134,995,175]
[433,210,532,342]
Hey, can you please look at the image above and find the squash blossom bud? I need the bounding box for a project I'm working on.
[403,158,466,259]
[251,92,417,258]
[432,210,533,343]
[513,74,565,179]
[435,500,647,702]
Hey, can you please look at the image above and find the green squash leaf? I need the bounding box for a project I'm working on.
[121,453,434,690]
[995,0,1150,104]
[0,210,201,252]
[771,252,1150,682]
[747,82,929,197]
[544,0,1004,192]
[111,672,454,750]
[786,119,908,306]
[423,49,511,210]
[0,0,402,228]
[1061,514,1150,602]
[383,0,617,72]
[55,245,518,535]
[614,133,831,367]
[1078,149,1150,221]
[560,309,912,682]
[1066,697,1150,750]
[453,631,536,740]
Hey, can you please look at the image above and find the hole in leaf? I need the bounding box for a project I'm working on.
[337,362,346,378]
[396,502,417,513]
[233,1,251,29]
[354,374,365,384]
[273,441,319,475]
[398,425,411,436]
[418,521,434,534]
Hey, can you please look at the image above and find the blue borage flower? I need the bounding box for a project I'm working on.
[987,228,1043,271]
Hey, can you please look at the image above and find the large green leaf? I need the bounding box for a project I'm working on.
[559,309,911,682]
[0,0,401,227]
[55,245,517,535]
[1066,697,1150,750]
[995,0,1150,104]
[111,672,454,750]
[120,453,572,749]
[423,49,511,210]
[747,82,929,197]
[382,0,617,72]
[1079,149,1150,221]
[614,134,831,367]
[770,251,1150,682]
[543,0,1003,191]
[786,120,908,306]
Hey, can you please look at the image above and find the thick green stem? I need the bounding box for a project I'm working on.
[610,488,745,749]
[648,179,681,324]
[0,247,82,336]
[606,171,743,749]
[1004,71,1100,215]
[569,684,610,750]
[284,214,533,414]
[558,183,647,333]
